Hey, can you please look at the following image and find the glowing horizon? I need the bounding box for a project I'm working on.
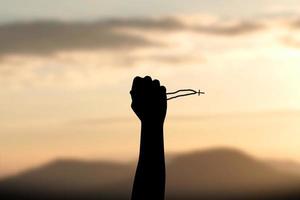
[1,1,300,178]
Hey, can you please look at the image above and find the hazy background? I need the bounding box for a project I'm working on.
[1,0,300,179]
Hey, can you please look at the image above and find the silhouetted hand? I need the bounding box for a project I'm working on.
[130,76,166,200]
[130,76,167,125]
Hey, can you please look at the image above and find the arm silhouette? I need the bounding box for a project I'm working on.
[130,76,167,200]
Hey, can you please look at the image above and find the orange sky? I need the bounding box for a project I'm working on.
[1,3,300,178]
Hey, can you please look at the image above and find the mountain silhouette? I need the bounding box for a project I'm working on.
[166,148,300,199]
[268,160,300,176]
[0,160,135,199]
[1,148,300,200]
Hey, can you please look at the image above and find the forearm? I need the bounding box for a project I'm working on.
[139,122,165,163]
[131,122,166,200]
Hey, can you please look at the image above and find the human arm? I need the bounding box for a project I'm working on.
[130,76,167,200]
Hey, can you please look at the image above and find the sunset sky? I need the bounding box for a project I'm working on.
[1,0,300,178]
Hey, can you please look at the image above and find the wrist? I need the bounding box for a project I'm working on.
[141,121,164,138]
[141,120,164,128]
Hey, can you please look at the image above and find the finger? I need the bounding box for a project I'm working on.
[152,79,161,98]
[143,76,152,91]
[143,76,152,85]
[160,85,166,94]
[131,76,142,92]
[153,79,160,88]
[160,86,167,99]
[144,76,152,82]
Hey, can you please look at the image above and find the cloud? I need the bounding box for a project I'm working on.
[0,15,296,89]
[119,54,204,66]
[290,19,300,29]
[0,17,266,57]
[193,21,265,36]
[282,37,300,48]
[103,17,186,31]
[0,20,159,57]
[279,18,300,49]
[111,17,265,36]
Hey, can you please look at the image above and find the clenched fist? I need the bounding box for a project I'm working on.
[130,76,167,125]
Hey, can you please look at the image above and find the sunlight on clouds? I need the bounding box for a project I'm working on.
[1,15,300,110]
[1,14,300,177]
[172,14,219,26]
[1,16,300,113]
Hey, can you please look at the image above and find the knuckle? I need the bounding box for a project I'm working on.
[144,76,152,81]
[133,76,142,83]
[153,79,160,86]
[160,86,166,92]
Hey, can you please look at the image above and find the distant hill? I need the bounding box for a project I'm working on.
[166,148,300,199]
[0,160,135,199]
[1,148,300,200]
[267,160,300,176]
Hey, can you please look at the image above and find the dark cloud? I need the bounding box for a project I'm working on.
[104,18,265,35]
[100,17,186,31]
[0,17,265,57]
[0,20,158,56]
